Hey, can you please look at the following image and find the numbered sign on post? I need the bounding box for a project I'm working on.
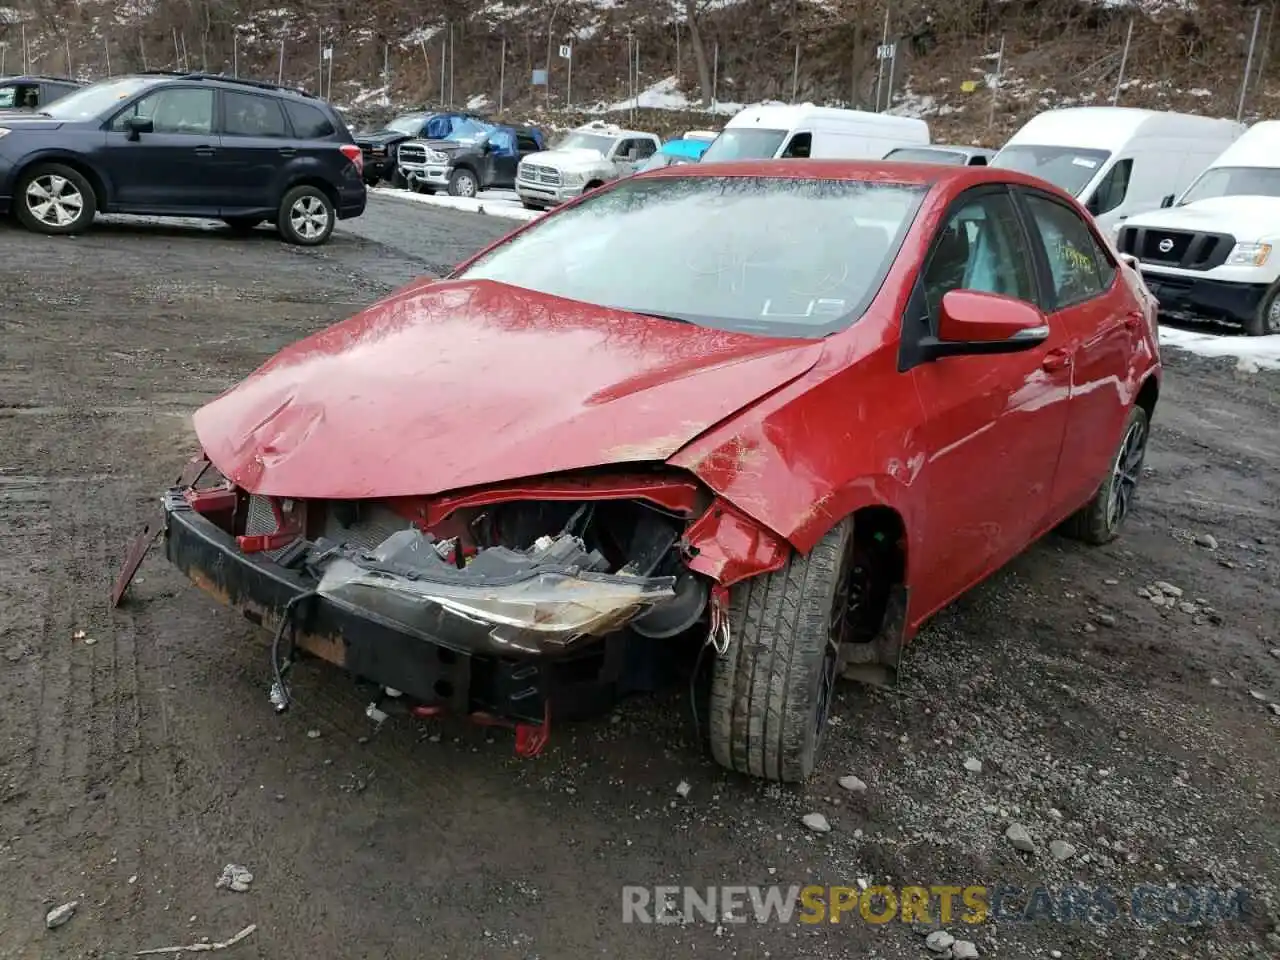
[322,46,333,61]
[559,44,572,59]
[876,43,896,60]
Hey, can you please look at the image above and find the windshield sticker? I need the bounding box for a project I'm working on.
[1072,157,1099,168]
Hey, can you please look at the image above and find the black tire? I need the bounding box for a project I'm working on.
[222,217,262,234]
[448,167,479,198]
[276,185,335,247]
[709,518,854,782]
[1245,284,1280,337]
[389,166,408,190]
[1061,405,1150,545]
[520,200,542,211]
[14,162,96,235]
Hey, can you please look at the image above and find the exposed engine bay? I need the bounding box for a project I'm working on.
[199,479,716,657]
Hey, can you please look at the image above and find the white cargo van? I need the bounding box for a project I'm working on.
[1114,120,1280,336]
[990,107,1245,236]
[699,103,929,163]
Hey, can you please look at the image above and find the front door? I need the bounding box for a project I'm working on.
[1017,188,1138,517]
[906,186,1074,622]
[102,86,219,213]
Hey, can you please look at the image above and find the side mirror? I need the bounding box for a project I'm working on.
[920,289,1049,361]
[1160,194,1175,208]
[125,115,153,140]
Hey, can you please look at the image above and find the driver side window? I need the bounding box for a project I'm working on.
[1089,159,1133,216]
[425,116,449,138]
[112,88,214,135]
[920,191,1036,325]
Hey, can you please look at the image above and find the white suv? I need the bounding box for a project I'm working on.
[516,121,661,210]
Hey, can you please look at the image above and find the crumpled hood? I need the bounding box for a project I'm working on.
[1128,195,1280,240]
[193,279,823,499]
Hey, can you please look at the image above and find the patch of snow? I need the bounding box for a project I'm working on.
[350,85,391,107]
[1159,326,1280,372]
[371,186,540,222]
[1188,87,1213,98]
[0,7,24,24]
[467,93,492,111]
[595,76,743,116]
[402,26,442,48]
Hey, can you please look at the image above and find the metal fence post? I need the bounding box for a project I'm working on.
[1254,1,1275,95]
[875,8,888,111]
[449,22,455,107]
[65,35,71,75]
[791,43,799,102]
[1239,6,1263,120]
[1112,18,1134,105]
[711,40,718,111]
[233,34,239,77]
[104,37,111,76]
[277,38,284,84]
[987,34,1005,131]
[440,33,446,104]
[885,41,896,110]
[499,37,506,112]
[140,34,147,72]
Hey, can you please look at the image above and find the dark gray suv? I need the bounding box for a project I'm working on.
[0,72,366,245]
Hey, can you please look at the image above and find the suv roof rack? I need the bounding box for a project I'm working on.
[8,74,81,83]
[136,70,318,100]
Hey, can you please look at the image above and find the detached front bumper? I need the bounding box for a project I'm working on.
[162,490,674,722]
[1139,269,1270,325]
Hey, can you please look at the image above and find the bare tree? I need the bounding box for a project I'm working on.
[682,0,715,105]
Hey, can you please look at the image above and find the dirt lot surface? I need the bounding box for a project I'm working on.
[1,196,1278,960]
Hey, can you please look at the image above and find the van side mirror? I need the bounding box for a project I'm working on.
[1160,194,1175,208]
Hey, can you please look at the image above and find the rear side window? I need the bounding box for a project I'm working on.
[1023,194,1113,308]
[516,134,540,152]
[780,132,812,158]
[283,100,335,139]
[223,91,289,138]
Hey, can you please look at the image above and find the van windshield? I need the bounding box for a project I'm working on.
[700,128,788,162]
[1178,166,1280,205]
[990,145,1110,196]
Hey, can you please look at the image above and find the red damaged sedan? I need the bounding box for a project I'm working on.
[115,159,1161,782]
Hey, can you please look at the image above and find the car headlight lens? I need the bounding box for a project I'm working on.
[1227,241,1272,266]
[561,172,585,186]
[425,150,447,163]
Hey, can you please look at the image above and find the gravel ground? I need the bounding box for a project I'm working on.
[0,201,1277,960]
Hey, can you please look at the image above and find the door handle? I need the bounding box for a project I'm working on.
[278,147,296,157]
[193,145,215,156]
[1041,348,1072,372]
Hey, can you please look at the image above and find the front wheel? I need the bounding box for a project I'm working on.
[1061,404,1150,545]
[15,163,96,235]
[520,200,542,211]
[709,518,854,783]
[277,186,335,246]
[448,168,478,198]
[1246,284,1280,337]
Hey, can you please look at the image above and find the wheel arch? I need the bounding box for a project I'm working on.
[283,175,338,210]
[13,153,110,209]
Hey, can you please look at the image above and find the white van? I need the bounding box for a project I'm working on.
[699,103,929,163]
[990,107,1245,236]
[1114,120,1280,336]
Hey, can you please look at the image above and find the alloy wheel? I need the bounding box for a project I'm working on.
[454,173,477,197]
[289,196,330,241]
[1105,417,1147,530]
[1267,296,1280,334]
[26,175,84,227]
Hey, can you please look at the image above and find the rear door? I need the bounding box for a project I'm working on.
[216,88,294,213]
[101,85,219,212]
[1015,187,1138,518]
[484,128,519,187]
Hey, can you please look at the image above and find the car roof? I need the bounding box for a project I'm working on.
[642,158,1068,193]
[572,120,656,139]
